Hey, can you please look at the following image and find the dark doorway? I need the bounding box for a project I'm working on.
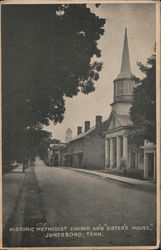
[131,152,136,169]
[147,153,154,178]
[78,153,83,167]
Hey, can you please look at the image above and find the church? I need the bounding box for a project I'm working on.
[63,29,156,179]
[104,29,156,179]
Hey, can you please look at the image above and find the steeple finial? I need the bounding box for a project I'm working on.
[117,28,131,79]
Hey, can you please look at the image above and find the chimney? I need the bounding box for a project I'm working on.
[77,126,82,135]
[96,115,102,128]
[85,121,90,132]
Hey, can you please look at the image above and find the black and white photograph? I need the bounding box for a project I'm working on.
[1,1,160,249]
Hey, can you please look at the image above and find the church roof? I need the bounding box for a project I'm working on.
[115,28,132,80]
[104,111,132,133]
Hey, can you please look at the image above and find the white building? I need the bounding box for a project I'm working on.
[104,29,156,179]
[65,128,72,143]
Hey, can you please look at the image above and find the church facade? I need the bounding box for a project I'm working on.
[104,29,156,179]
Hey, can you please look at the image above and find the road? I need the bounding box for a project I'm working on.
[34,159,156,247]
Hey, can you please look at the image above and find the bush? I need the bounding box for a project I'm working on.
[120,159,126,172]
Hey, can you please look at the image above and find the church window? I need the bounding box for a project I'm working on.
[125,81,128,94]
[117,82,123,95]
[129,82,131,94]
[120,82,124,94]
[127,81,131,94]
[131,82,134,94]
[127,81,133,94]
[126,81,129,93]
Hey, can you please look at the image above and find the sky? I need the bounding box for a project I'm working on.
[45,3,156,142]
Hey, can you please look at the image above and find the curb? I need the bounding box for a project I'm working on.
[68,168,156,193]
[21,166,47,247]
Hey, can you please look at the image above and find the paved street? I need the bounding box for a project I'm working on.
[3,158,156,247]
[33,158,156,247]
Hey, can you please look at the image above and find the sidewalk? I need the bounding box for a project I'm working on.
[68,168,156,192]
[3,164,47,247]
[2,164,25,231]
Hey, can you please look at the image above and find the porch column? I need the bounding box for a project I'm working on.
[123,135,128,166]
[116,136,121,169]
[110,137,114,168]
[58,150,61,167]
[153,151,156,180]
[105,139,110,168]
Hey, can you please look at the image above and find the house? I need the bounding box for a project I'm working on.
[64,116,109,170]
[47,139,66,166]
[141,140,156,179]
[104,28,156,179]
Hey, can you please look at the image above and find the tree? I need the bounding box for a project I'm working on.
[129,48,156,145]
[2,4,105,164]
[36,132,52,164]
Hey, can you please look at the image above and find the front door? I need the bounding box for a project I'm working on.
[147,153,154,178]
[78,153,83,168]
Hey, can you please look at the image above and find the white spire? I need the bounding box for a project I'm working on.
[116,28,132,79]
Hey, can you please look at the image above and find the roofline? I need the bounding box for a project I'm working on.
[110,98,133,106]
[68,126,95,143]
[68,118,110,143]
[104,125,132,135]
[114,75,134,82]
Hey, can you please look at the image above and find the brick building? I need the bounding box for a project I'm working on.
[64,116,109,170]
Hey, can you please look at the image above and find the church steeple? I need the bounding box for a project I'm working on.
[112,28,136,105]
[120,28,131,75]
[116,28,132,79]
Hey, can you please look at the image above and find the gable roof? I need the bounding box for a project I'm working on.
[68,110,133,144]
[69,116,112,143]
[105,110,132,132]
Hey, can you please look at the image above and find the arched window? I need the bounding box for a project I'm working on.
[117,82,121,95]
[125,81,128,94]
[127,81,130,94]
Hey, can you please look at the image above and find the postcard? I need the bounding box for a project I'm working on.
[1,0,160,249]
